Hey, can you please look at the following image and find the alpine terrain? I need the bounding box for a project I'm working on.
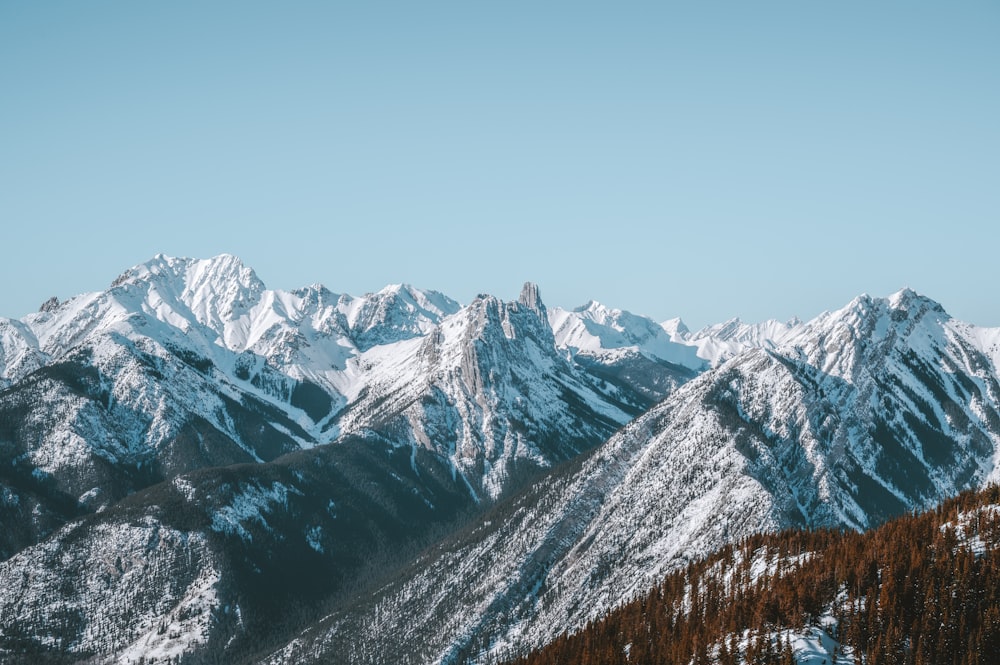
[0,254,998,664]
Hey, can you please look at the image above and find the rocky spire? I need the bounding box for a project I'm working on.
[518,281,546,319]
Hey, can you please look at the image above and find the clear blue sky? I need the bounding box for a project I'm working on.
[2,2,998,329]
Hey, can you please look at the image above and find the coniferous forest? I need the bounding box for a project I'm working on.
[506,486,1000,665]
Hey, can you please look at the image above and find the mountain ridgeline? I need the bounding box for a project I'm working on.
[0,254,998,664]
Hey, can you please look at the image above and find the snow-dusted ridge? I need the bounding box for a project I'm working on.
[0,253,693,532]
[674,315,804,366]
[2,255,1000,664]
[263,288,1000,664]
[0,516,219,660]
[550,300,705,371]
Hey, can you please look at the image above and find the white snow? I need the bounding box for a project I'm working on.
[174,477,197,501]
[116,566,220,664]
[727,622,855,665]
[683,316,803,366]
[549,302,705,370]
[210,481,303,541]
[939,504,1000,556]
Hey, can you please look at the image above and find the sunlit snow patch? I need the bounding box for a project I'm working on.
[720,617,854,665]
[210,481,302,542]
[116,566,221,664]
[938,503,1000,557]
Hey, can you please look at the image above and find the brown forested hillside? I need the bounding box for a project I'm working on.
[505,485,1000,665]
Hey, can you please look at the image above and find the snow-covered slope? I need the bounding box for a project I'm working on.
[952,320,1000,384]
[263,288,1000,664]
[336,284,635,498]
[0,435,476,664]
[0,514,219,661]
[0,254,700,662]
[0,257,351,544]
[676,315,804,366]
[549,302,706,406]
[0,257,630,508]
[550,301,704,371]
[0,255,659,561]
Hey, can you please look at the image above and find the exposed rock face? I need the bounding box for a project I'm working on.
[518,281,546,318]
[38,296,60,313]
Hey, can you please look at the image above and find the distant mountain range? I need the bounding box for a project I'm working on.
[0,254,998,664]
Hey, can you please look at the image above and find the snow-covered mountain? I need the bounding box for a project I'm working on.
[0,255,469,555]
[0,254,647,549]
[670,315,804,366]
[0,254,681,662]
[262,288,1000,664]
[0,435,475,664]
[335,283,638,499]
[550,300,704,371]
[549,301,705,404]
[2,255,1000,665]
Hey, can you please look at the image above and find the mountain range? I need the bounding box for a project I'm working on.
[0,254,998,664]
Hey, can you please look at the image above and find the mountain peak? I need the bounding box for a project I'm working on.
[376,283,411,297]
[347,283,460,350]
[832,289,947,329]
[888,287,946,316]
[191,253,260,284]
[518,281,546,317]
[38,296,60,313]
[116,253,262,291]
[660,317,689,337]
[573,300,617,318]
[109,254,267,334]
